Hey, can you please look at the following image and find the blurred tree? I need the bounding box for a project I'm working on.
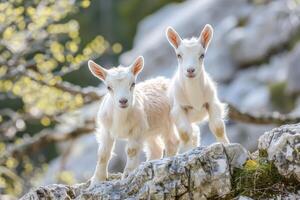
[0,0,110,196]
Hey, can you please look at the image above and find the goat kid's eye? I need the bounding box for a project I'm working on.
[130,82,135,89]
[177,54,182,59]
[107,86,112,91]
[199,54,205,60]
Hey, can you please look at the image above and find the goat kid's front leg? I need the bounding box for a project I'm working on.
[90,130,115,187]
[172,106,195,153]
[206,100,229,144]
[123,138,142,179]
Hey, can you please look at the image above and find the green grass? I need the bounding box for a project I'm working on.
[229,158,300,199]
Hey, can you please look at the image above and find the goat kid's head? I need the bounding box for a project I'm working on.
[166,24,213,79]
[88,56,144,109]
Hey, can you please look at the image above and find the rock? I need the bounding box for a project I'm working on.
[133,4,180,46]
[224,68,261,108]
[258,123,300,181]
[290,97,300,116]
[21,143,248,200]
[224,69,271,112]
[224,123,275,151]
[234,196,254,200]
[196,122,275,152]
[21,125,300,199]
[254,53,288,84]
[274,192,300,200]
[0,195,17,200]
[120,0,253,82]
[234,194,300,200]
[287,43,300,94]
[224,52,291,111]
[122,0,300,83]
[229,0,300,66]
[242,86,270,113]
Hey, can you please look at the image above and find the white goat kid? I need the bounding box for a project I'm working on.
[88,56,179,186]
[166,24,229,152]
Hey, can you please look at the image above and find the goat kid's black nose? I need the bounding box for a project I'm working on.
[119,98,128,105]
[187,68,195,73]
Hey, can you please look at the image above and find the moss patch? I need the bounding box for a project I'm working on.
[258,149,268,158]
[226,157,299,199]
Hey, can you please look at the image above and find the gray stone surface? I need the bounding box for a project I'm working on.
[258,123,300,181]
[229,0,300,66]
[21,143,248,200]
[287,43,300,94]
[120,0,253,82]
[234,196,254,200]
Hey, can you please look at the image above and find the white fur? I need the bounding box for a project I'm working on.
[88,57,179,186]
[166,24,229,152]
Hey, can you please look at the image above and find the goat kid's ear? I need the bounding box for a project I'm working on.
[166,26,182,49]
[199,24,213,49]
[130,56,144,76]
[88,60,107,81]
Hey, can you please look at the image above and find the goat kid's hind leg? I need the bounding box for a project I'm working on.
[145,136,164,161]
[171,106,194,153]
[90,130,115,187]
[123,138,142,179]
[161,126,179,157]
[191,123,200,147]
[207,101,229,144]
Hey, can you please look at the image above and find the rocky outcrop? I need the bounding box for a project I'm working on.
[22,143,248,199]
[21,124,300,200]
[258,123,300,181]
